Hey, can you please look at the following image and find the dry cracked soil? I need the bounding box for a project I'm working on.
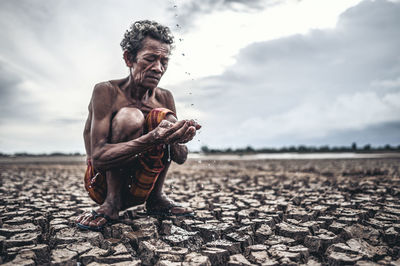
[0,156,400,265]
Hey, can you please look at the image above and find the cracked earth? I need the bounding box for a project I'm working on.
[0,157,400,265]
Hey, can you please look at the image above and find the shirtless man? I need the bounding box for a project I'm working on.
[76,20,201,230]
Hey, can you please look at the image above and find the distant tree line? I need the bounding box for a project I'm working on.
[200,142,400,154]
[1,142,400,157]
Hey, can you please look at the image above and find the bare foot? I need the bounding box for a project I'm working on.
[146,193,193,215]
[76,201,120,229]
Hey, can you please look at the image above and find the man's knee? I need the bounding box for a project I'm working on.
[165,113,177,123]
[145,108,176,132]
[111,107,145,142]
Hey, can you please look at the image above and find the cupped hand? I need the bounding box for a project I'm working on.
[178,119,202,143]
[153,119,201,145]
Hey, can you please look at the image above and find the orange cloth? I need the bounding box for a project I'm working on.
[84,108,175,204]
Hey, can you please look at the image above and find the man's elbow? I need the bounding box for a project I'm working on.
[173,155,187,165]
[171,144,188,165]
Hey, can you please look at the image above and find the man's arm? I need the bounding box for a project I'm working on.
[162,89,201,164]
[90,83,192,171]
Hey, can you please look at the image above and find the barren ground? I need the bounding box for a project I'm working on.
[0,157,400,265]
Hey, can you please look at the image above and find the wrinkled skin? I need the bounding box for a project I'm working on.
[76,37,201,228]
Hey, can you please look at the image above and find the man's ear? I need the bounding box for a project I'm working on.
[123,51,134,67]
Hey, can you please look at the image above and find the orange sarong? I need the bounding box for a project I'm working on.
[84,108,174,205]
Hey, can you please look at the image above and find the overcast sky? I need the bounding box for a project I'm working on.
[0,0,399,153]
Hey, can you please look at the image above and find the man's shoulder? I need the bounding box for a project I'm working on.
[92,81,117,99]
[155,87,175,112]
[93,81,115,92]
[156,87,173,99]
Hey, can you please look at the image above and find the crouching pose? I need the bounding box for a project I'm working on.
[76,20,201,231]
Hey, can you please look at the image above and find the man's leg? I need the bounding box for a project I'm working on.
[146,113,193,215]
[78,107,145,228]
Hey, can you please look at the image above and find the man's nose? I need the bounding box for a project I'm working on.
[151,60,164,73]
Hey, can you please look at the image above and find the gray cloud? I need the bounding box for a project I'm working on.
[0,61,42,123]
[180,0,400,149]
[318,121,400,147]
[172,0,294,31]
[0,62,21,105]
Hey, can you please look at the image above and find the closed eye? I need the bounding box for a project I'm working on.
[144,56,155,62]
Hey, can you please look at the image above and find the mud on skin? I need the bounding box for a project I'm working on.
[0,158,399,265]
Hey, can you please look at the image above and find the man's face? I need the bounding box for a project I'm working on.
[129,36,170,89]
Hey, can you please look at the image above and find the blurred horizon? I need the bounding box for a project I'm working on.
[1,142,399,156]
[1,0,399,153]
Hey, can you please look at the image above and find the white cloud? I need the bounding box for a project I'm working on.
[165,0,362,84]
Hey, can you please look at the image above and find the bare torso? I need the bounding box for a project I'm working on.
[83,77,176,159]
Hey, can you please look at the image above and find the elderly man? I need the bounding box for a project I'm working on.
[76,20,201,231]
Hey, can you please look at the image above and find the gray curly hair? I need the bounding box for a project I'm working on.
[120,20,174,62]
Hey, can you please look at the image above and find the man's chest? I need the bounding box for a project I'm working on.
[114,94,166,117]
